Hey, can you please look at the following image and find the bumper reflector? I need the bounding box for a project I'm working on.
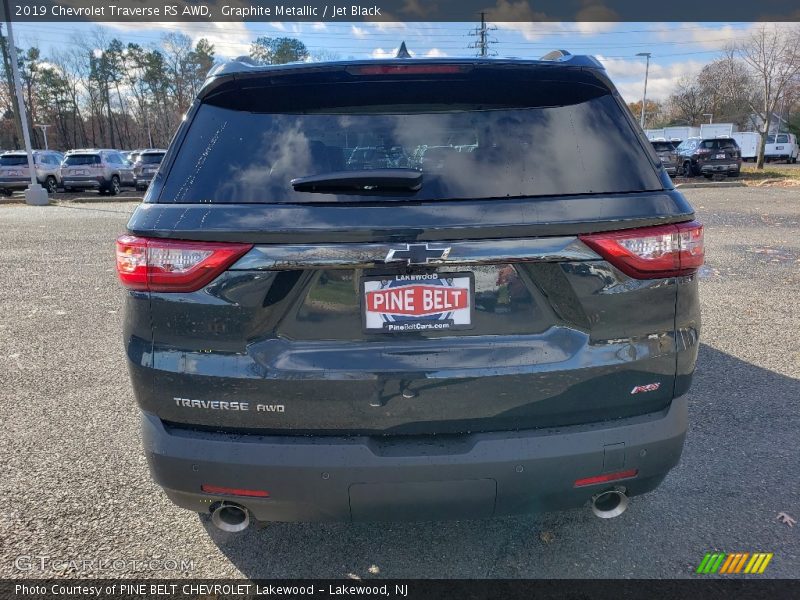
[201,484,270,498]
[574,469,638,488]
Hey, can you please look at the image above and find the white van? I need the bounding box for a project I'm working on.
[764,133,799,163]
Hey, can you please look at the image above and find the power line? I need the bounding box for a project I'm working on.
[14,23,755,52]
[467,12,497,57]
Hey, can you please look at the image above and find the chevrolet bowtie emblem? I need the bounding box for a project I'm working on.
[385,243,451,265]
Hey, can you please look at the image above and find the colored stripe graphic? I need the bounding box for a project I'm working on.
[699,552,774,574]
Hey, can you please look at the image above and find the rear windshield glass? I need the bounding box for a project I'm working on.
[776,134,789,143]
[700,139,737,150]
[140,153,165,164]
[64,154,100,166]
[0,155,29,166]
[159,81,662,203]
[651,142,674,152]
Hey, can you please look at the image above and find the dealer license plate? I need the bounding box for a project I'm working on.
[362,273,473,333]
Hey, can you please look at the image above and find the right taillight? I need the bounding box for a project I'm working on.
[579,221,704,279]
[115,235,252,292]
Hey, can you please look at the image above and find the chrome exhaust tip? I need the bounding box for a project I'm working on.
[210,502,250,532]
[591,489,629,519]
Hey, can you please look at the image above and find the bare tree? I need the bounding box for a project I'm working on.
[162,32,192,116]
[733,24,800,169]
[667,77,708,126]
[696,57,755,128]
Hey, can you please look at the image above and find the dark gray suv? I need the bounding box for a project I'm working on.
[117,55,702,531]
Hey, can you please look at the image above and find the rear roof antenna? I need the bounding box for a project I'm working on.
[396,42,412,59]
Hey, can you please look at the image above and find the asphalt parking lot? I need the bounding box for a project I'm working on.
[0,187,798,579]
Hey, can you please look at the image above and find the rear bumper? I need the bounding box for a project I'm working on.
[63,177,104,189]
[141,396,687,522]
[699,163,739,174]
[0,177,34,189]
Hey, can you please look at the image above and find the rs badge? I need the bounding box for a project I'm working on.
[631,383,661,394]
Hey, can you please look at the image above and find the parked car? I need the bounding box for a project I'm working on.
[61,149,135,195]
[650,140,679,175]
[132,149,167,190]
[677,137,741,178]
[117,54,702,530]
[131,149,149,164]
[0,150,64,195]
[764,133,799,163]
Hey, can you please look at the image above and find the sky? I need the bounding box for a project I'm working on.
[9,20,760,104]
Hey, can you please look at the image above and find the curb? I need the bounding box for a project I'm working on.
[674,181,746,189]
[62,196,142,204]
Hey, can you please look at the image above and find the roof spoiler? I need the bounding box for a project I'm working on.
[540,50,604,68]
[200,51,607,98]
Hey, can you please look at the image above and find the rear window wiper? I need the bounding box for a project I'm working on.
[290,169,423,193]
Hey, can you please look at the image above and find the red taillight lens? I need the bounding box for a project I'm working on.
[579,221,704,279]
[574,469,638,488]
[115,235,252,292]
[201,485,269,498]
[694,148,710,155]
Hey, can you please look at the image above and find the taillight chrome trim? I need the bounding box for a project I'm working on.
[231,237,599,271]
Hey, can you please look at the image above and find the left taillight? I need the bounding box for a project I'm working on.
[115,235,252,292]
[579,221,704,279]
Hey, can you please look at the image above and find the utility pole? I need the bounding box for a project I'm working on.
[636,52,651,129]
[3,0,47,204]
[468,12,497,58]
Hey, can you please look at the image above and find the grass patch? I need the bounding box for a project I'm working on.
[739,164,800,185]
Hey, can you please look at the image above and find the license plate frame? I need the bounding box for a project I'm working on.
[361,272,475,333]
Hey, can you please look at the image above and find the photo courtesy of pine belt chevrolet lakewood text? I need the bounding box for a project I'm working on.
[116,50,703,532]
